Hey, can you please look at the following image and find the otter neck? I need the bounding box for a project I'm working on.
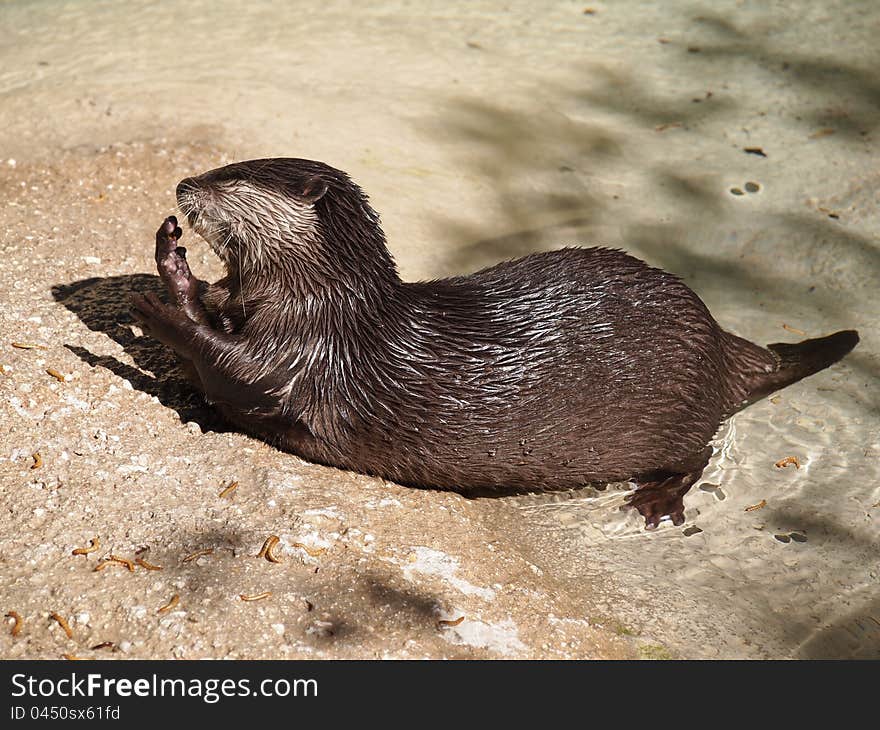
[227,228,409,356]
[224,228,397,299]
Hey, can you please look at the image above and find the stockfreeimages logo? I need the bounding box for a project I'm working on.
[10,673,317,704]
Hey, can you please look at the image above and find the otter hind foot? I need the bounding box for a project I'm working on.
[626,448,713,530]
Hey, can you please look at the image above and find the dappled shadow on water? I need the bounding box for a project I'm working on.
[685,11,880,138]
[431,64,879,276]
[428,2,880,277]
[797,596,880,659]
[767,509,880,659]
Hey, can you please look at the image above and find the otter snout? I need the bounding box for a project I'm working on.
[176,177,203,227]
[176,177,198,199]
[176,177,199,207]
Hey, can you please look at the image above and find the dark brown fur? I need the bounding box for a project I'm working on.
[130,158,859,528]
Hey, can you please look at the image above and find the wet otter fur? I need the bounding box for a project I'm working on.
[130,158,859,528]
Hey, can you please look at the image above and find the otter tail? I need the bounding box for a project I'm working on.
[744,329,859,405]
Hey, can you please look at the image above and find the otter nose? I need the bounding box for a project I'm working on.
[176,177,198,202]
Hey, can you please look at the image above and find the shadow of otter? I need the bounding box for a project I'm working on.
[51,274,228,433]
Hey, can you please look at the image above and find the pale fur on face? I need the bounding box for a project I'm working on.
[178,179,324,284]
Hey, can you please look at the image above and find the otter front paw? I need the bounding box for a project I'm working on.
[155,216,199,307]
[130,291,198,357]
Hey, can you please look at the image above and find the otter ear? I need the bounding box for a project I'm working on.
[299,176,328,204]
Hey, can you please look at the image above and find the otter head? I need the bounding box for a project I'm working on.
[175,158,399,297]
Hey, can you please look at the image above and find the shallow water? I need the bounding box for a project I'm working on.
[1,0,877,658]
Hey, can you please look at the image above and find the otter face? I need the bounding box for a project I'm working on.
[175,159,330,272]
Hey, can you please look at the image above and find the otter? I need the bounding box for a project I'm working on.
[130,158,859,528]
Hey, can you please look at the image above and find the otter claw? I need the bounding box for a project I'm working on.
[159,216,182,241]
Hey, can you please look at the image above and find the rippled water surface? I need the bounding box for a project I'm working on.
[2,0,877,658]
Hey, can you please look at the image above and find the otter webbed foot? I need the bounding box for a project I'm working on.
[154,216,210,325]
[626,448,712,530]
[625,476,690,529]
